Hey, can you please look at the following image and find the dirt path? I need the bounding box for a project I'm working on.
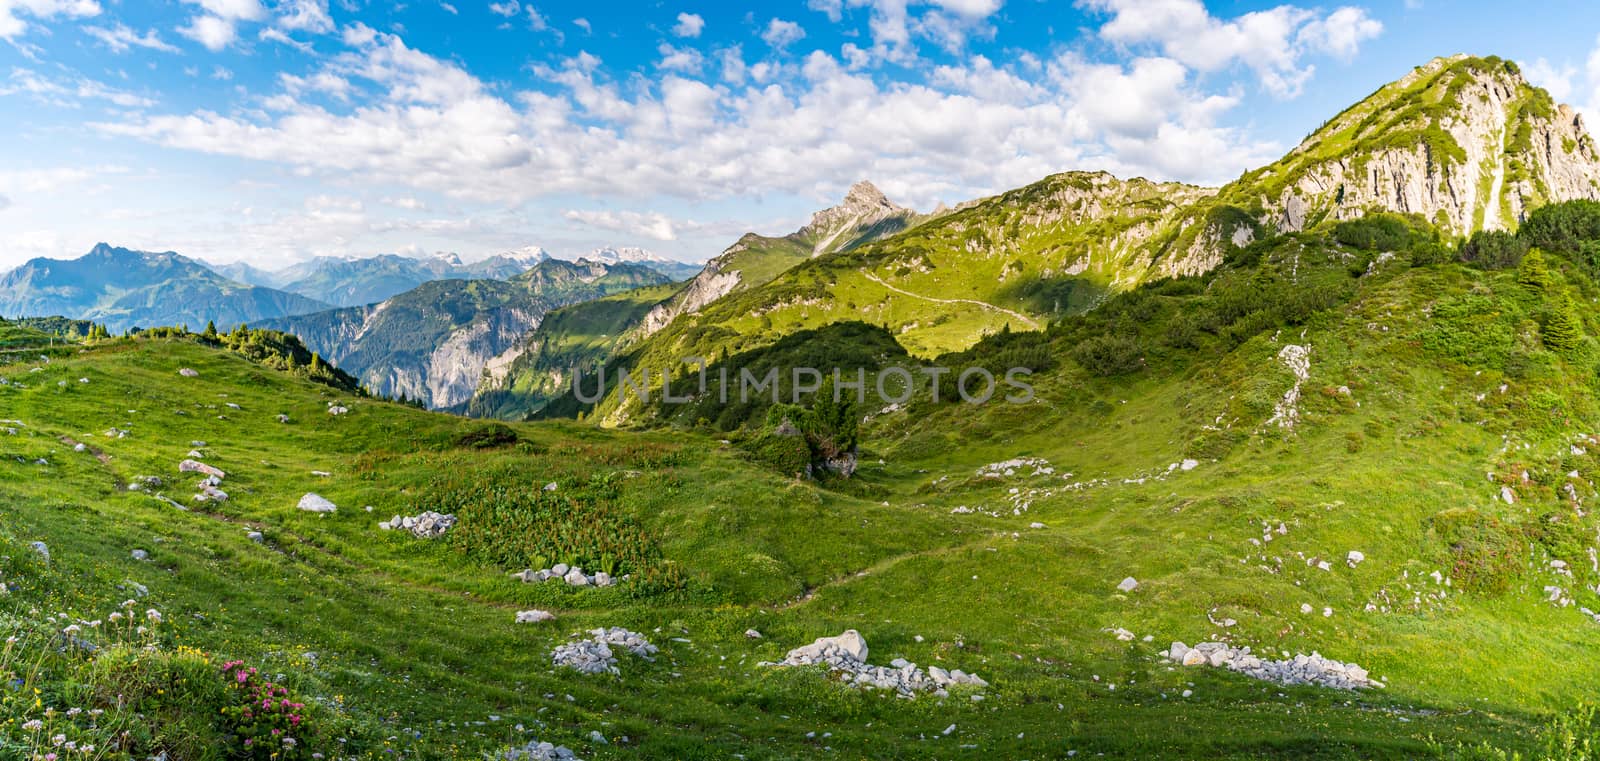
[862,272,1040,329]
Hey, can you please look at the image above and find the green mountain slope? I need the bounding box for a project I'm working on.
[467,181,928,419]
[263,259,667,409]
[10,210,1600,758]
[554,56,1600,426]
[0,244,332,332]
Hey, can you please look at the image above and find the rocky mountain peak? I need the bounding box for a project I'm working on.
[1215,55,1600,245]
[796,180,912,255]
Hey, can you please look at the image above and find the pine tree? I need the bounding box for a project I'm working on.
[202,320,218,340]
[1518,248,1552,291]
[1543,294,1585,354]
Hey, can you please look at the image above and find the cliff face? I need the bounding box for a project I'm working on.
[1247,56,1600,236]
[264,260,667,409]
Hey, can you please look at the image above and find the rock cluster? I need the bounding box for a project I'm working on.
[550,628,657,675]
[501,740,580,760]
[327,403,349,416]
[178,459,225,479]
[765,630,988,697]
[1166,641,1381,691]
[512,563,616,588]
[379,511,457,538]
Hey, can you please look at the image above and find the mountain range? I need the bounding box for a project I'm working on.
[528,55,1600,425]
[260,258,669,409]
[0,243,331,333]
[14,53,1600,759]
[468,179,923,418]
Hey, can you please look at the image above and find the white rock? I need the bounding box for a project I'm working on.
[1117,577,1139,593]
[178,368,199,378]
[131,549,148,561]
[297,493,338,513]
[516,610,555,624]
[1346,550,1365,567]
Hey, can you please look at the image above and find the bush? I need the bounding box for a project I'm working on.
[1520,199,1600,255]
[1428,508,1529,595]
[455,423,520,449]
[743,432,811,476]
[1333,213,1416,251]
[1072,334,1144,376]
[1543,294,1587,355]
[1461,230,1529,270]
[1409,241,1453,266]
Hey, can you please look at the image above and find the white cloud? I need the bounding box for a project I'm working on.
[1085,0,1382,97]
[657,43,703,74]
[572,17,589,33]
[1524,57,1576,102]
[761,18,805,49]
[0,193,9,211]
[807,0,843,23]
[260,26,314,52]
[1,66,154,107]
[440,2,458,14]
[1297,7,1381,60]
[102,29,1278,218]
[84,23,179,53]
[0,0,101,40]
[564,209,677,240]
[672,12,703,38]
[488,0,517,17]
[179,14,237,50]
[275,0,333,33]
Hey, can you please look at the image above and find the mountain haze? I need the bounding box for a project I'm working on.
[0,244,330,332]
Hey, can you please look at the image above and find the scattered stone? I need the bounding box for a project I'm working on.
[1117,577,1139,593]
[247,531,264,543]
[379,512,458,538]
[551,628,657,674]
[500,739,580,760]
[178,368,199,377]
[297,493,338,513]
[543,482,558,492]
[1501,486,1516,505]
[127,475,164,491]
[178,459,225,479]
[512,564,617,588]
[745,629,763,639]
[327,404,349,416]
[225,403,241,410]
[73,443,86,453]
[276,414,290,423]
[29,541,49,563]
[1167,641,1380,690]
[765,630,986,697]
[516,609,555,624]
[131,549,148,561]
[1180,459,1199,471]
[1346,550,1365,567]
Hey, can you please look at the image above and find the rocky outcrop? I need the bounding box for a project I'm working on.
[1166,641,1381,691]
[1251,56,1600,237]
[794,180,911,255]
[765,629,989,697]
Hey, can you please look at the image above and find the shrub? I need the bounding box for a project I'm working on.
[1518,248,1554,291]
[1428,508,1529,595]
[743,432,811,476]
[1543,294,1587,355]
[1460,230,1529,270]
[1072,334,1144,376]
[1333,213,1415,251]
[1520,199,1600,256]
[455,423,520,449]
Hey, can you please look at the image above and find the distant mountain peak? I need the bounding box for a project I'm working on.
[795,180,913,256]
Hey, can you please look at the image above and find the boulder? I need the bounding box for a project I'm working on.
[178,368,199,377]
[516,609,555,624]
[1117,576,1139,593]
[29,541,49,563]
[178,459,225,479]
[132,549,148,561]
[297,493,337,513]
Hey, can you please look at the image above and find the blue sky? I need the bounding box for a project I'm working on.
[1,0,1599,270]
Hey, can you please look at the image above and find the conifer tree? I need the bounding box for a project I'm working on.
[1544,294,1585,354]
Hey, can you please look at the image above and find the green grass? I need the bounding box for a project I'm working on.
[5,239,1600,758]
